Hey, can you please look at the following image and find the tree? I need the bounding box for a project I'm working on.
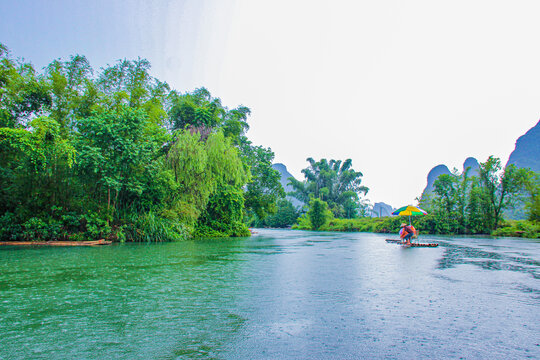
[0,44,280,241]
[239,136,284,221]
[97,58,170,119]
[166,130,249,233]
[44,55,95,131]
[307,198,333,230]
[523,172,540,222]
[466,179,487,233]
[260,199,299,228]
[0,44,51,127]
[169,88,283,224]
[196,184,250,237]
[290,158,368,218]
[430,171,464,233]
[76,106,166,219]
[477,156,530,230]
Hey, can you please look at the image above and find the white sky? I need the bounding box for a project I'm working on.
[2,0,540,207]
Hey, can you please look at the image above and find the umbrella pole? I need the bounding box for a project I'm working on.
[409,215,412,243]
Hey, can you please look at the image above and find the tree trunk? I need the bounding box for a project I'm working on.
[107,187,111,226]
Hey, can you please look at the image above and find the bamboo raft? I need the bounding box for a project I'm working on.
[385,239,439,247]
[0,239,112,247]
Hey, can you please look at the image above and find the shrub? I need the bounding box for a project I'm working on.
[124,211,189,242]
[82,212,110,240]
[307,198,333,230]
[0,212,22,241]
[292,214,313,230]
[21,217,61,241]
[492,220,540,238]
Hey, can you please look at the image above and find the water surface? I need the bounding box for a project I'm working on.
[1,230,539,359]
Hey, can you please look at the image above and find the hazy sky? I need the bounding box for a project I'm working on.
[2,0,539,206]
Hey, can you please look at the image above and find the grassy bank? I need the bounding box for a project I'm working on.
[293,216,404,234]
[491,220,540,239]
[293,216,540,238]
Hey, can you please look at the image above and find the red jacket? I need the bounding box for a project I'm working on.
[403,225,414,234]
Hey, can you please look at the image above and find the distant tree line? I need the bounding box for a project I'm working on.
[416,156,539,236]
[284,155,538,237]
[253,158,368,230]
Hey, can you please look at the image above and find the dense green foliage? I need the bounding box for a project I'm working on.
[239,137,285,223]
[255,199,299,228]
[293,215,403,233]
[0,44,283,241]
[287,158,370,230]
[306,198,332,230]
[292,215,539,238]
[523,172,540,222]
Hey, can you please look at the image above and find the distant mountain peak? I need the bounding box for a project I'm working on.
[371,202,394,217]
[506,119,540,173]
[424,164,451,194]
[463,157,479,170]
[272,163,288,172]
[272,163,302,208]
[463,157,479,177]
[422,157,480,197]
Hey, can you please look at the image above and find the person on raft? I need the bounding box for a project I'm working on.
[399,223,417,245]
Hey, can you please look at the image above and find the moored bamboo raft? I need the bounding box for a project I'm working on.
[0,239,112,247]
[385,239,438,247]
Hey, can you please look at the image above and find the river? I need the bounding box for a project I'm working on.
[0,229,539,359]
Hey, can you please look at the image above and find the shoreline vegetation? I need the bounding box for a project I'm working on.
[291,217,540,239]
[0,44,283,243]
[277,156,539,239]
[1,44,539,243]
[284,157,539,239]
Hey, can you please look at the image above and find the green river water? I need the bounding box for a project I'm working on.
[1,229,539,359]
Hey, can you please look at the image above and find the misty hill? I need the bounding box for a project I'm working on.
[371,202,394,217]
[422,164,451,196]
[463,157,480,177]
[506,119,540,173]
[421,158,480,199]
[272,163,303,208]
[504,120,540,219]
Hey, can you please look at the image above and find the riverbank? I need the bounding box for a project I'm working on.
[293,216,540,238]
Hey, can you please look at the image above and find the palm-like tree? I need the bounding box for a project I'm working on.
[289,158,369,218]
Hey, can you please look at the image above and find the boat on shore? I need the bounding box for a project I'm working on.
[0,239,112,247]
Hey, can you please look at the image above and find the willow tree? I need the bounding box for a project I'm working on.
[168,88,283,224]
[166,130,249,236]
